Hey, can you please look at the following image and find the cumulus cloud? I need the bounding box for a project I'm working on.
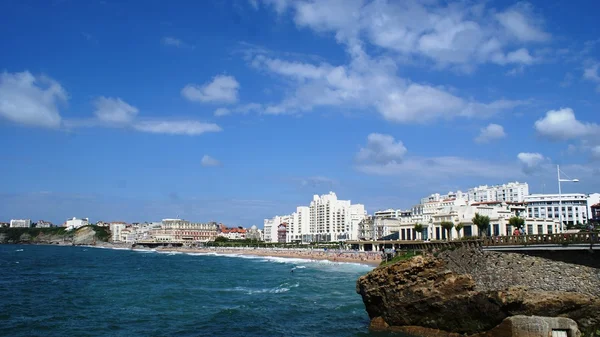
[495,3,550,42]
[592,146,600,161]
[261,0,550,69]
[475,123,506,143]
[250,49,523,122]
[0,71,66,128]
[517,152,547,174]
[356,133,407,165]
[133,121,222,136]
[93,96,138,125]
[201,155,222,167]
[534,108,599,141]
[583,63,600,92]
[357,156,520,180]
[181,75,239,104]
[214,108,230,117]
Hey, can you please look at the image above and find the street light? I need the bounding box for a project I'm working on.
[557,164,579,233]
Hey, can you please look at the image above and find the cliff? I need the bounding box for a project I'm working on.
[0,225,110,245]
[356,247,600,337]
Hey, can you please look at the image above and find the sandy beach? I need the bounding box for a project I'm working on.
[149,246,383,267]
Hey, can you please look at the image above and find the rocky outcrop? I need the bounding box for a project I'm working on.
[72,226,97,245]
[0,226,109,245]
[356,250,600,336]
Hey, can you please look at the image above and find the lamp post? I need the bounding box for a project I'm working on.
[557,164,579,233]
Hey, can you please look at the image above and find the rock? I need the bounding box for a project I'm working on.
[356,252,600,336]
[72,226,97,245]
[473,316,581,337]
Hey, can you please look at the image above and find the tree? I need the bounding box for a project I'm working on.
[472,213,490,237]
[508,217,525,234]
[455,223,464,239]
[440,221,454,241]
[414,223,424,240]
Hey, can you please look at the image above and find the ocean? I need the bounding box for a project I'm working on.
[0,244,398,337]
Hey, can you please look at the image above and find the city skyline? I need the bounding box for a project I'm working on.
[1,1,599,226]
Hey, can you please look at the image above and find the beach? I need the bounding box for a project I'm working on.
[149,246,383,266]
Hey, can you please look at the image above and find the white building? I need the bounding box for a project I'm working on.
[265,192,366,243]
[468,181,529,203]
[525,194,590,226]
[110,222,127,242]
[65,217,89,230]
[10,219,32,228]
[308,192,366,242]
[36,220,54,228]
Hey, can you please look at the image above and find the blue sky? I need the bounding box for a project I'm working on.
[1,0,599,226]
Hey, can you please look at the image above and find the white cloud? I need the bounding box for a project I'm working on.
[214,103,263,117]
[261,0,550,69]
[495,3,550,42]
[358,156,520,180]
[591,146,600,161]
[517,152,547,174]
[356,133,407,165]
[181,75,239,104]
[534,108,599,141]
[214,108,230,117]
[300,176,336,187]
[162,37,184,47]
[583,63,600,92]
[133,121,222,135]
[475,123,506,143]
[0,71,66,128]
[93,96,138,125]
[584,63,600,82]
[201,155,222,167]
[250,49,523,122]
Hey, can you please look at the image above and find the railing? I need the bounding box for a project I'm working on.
[482,232,598,246]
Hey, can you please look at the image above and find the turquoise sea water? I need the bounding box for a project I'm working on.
[0,244,398,337]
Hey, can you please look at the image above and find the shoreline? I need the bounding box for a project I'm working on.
[151,246,382,267]
[4,241,383,267]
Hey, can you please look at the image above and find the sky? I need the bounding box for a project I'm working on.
[1,0,599,226]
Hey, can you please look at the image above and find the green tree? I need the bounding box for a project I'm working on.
[440,221,454,241]
[413,223,424,240]
[455,223,464,238]
[472,213,490,237]
[508,217,525,234]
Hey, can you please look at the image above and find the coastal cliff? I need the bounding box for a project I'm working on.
[0,225,110,245]
[356,247,600,336]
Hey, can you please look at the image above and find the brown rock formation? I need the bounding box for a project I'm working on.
[356,253,600,336]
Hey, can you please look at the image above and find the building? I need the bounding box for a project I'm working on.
[525,194,590,227]
[308,192,366,242]
[468,182,529,203]
[148,219,219,242]
[10,219,32,228]
[218,225,247,240]
[65,217,89,230]
[591,203,600,223]
[0,222,9,228]
[246,225,262,241]
[110,222,127,242]
[277,223,287,243]
[36,220,54,228]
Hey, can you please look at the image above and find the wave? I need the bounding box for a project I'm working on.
[231,282,300,295]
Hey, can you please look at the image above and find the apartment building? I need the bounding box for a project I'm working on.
[265,192,366,243]
[10,219,32,228]
[468,182,529,203]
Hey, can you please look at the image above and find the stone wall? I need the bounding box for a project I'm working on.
[436,247,600,297]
